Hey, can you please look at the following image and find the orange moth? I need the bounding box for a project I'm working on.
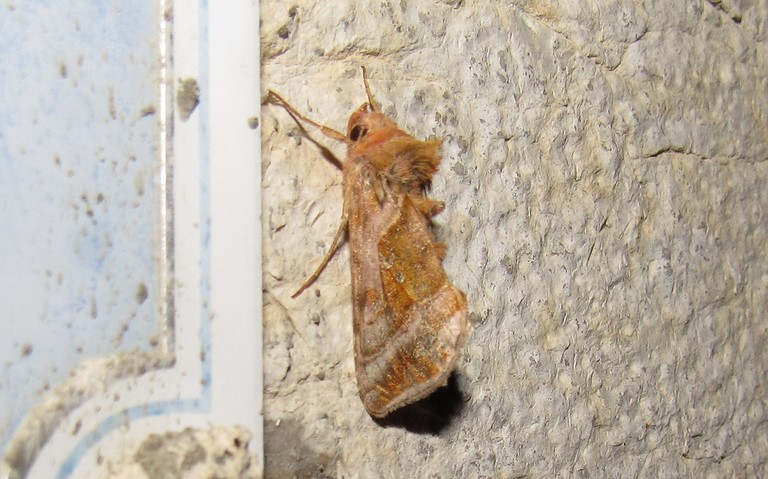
[265,67,469,418]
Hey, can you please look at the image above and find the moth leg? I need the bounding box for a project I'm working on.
[291,216,349,298]
[373,175,389,205]
[265,91,350,145]
[433,242,447,261]
[411,196,445,217]
[265,91,350,170]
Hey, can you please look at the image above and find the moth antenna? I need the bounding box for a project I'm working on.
[361,66,379,112]
[292,216,349,298]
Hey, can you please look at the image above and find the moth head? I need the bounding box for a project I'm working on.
[347,102,399,143]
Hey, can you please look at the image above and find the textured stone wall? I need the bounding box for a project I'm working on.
[261,1,768,477]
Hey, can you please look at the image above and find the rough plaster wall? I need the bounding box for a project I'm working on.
[261,1,768,477]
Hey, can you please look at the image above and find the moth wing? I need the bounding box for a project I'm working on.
[347,166,467,417]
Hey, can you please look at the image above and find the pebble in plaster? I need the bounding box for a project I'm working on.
[109,426,259,479]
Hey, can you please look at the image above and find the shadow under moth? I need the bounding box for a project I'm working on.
[265,67,470,418]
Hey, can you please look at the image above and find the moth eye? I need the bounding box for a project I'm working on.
[350,125,368,142]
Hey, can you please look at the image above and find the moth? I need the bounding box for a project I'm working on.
[265,67,470,418]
